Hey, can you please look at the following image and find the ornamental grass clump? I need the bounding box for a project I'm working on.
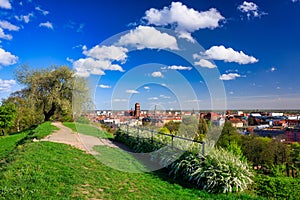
[169,148,253,194]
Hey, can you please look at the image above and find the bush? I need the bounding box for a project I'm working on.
[115,128,254,194]
[114,129,163,153]
[170,148,254,193]
[255,175,300,199]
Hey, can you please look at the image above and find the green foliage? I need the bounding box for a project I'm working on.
[159,126,171,134]
[216,121,241,149]
[290,142,300,162]
[198,118,208,135]
[226,141,245,161]
[178,116,198,139]
[3,91,41,133]
[116,128,254,194]
[0,102,17,135]
[254,175,300,199]
[163,121,180,134]
[241,135,290,168]
[194,118,208,142]
[170,148,254,193]
[114,129,163,153]
[15,66,91,122]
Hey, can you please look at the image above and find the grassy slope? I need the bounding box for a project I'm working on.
[0,122,263,199]
[63,122,113,139]
[0,132,27,160]
[30,121,59,140]
[0,122,58,160]
[0,142,261,200]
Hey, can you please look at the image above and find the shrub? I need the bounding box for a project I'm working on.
[115,128,254,194]
[169,148,254,193]
[255,175,300,199]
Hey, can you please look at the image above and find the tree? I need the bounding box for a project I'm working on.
[15,66,91,121]
[194,118,208,142]
[3,90,42,132]
[178,116,198,139]
[163,121,180,135]
[0,102,16,135]
[216,121,241,148]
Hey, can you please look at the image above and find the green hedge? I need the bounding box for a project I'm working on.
[114,128,164,153]
[115,128,254,194]
[255,175,300,199]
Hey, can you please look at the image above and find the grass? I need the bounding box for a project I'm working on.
[0,122,58,160]
[0,132,27,160]
[0,141,262,199]
[93,145,148,173]
[63,122,113,139]
[0,123,263,199]
[30,121,59,140]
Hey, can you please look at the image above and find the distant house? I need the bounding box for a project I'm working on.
[250,113,261,117]
[230,118,243,128]
[212,117,225,126]
[286,128,300,142]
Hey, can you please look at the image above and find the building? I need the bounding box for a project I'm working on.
[286,128,300,142]
[134,102,141,118]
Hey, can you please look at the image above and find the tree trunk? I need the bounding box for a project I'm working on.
[44,103,56,121]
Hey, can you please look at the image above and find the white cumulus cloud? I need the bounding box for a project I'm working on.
[0,47,18,66]
[118,25,178,50]
[143,2,224,42]
[0,0,11,9]
[193,57,217,68]
[15,13,34,23]
[73,45,127,77]
[73,58,124,77]
[113,98,128,102]
[0,79,16,92]
[202,45,258,64]
[219,73,242,81]
[148,97,158,100]
[162,65,192,70]
[151,71,163,78]
[98,84,111,89]
[0,28,12,40]
[0,20,19,31]
[126,89,139,94]
[238,1,267,19]
[35,6,49,15]
[83,45,128,62]
[39,21,53,29]
[144,86,150,90]
[160,94,170,99]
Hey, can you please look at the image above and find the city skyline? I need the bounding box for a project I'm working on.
[0,0,300,110]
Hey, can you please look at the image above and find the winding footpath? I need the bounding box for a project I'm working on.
[40,122,123,155]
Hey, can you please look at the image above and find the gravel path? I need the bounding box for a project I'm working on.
[40,122,129,154]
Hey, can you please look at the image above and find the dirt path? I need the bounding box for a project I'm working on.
[40,122,129,154]
[40,122,87,151]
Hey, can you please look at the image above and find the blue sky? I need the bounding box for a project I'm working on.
[0,0,300,110]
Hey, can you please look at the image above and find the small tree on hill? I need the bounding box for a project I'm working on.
[0,102,17,135]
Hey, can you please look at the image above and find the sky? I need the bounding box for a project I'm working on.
[0,0,300,111]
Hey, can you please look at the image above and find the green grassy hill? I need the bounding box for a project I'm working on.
[0,123,262,199]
